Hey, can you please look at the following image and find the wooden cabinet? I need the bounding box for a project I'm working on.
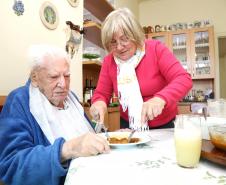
[177,102,192,114]
[83,0,114,92]
[0,96,6,112]
[147,26,215,100]
[147,26,215,80]
[84,0,114,22]
[82,1,119,130]
[83,0,114,49]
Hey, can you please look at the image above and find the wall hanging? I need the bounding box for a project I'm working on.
[13,0,24,16]
[39,1,59,30]
[67,0,79,7]
[65,21,84,59]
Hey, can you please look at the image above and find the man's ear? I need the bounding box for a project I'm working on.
[30,71,38,87]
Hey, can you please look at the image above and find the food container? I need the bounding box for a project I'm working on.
[208,125,226,151]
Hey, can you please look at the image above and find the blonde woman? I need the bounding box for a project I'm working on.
[90,8,192,130]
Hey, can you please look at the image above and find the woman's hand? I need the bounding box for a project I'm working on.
[89,101,107,124]
[61,132,110,162]
[141,97,166,123]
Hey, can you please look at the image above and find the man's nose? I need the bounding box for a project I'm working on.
[57,76,66,88]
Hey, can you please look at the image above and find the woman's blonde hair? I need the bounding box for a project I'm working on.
[101,7,145,52]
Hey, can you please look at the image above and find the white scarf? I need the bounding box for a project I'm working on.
[114,49,148,130]
[29,84,94,144]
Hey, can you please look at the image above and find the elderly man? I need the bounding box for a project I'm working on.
[0,45,110,185]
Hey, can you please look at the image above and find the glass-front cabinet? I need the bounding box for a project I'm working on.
[146,32,169,46]
[148,26,215,80]
[169,30,191,74]
[147,26,215,102]
[190,27,215,79]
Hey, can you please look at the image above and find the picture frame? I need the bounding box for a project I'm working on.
[39,1,59,30]
[67,0,79,7]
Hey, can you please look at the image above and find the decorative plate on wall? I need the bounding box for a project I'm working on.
[39,1,59,30]
[67,0,79,7]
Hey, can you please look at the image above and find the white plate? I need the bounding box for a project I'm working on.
[99,132,151,149]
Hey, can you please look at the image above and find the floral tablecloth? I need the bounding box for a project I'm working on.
[64,129,226,185]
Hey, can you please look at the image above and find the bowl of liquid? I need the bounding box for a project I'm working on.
[208,125,226,151]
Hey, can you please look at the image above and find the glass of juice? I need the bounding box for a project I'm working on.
[174,114,202,168]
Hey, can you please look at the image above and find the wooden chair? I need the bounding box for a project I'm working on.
[0,96,6,113]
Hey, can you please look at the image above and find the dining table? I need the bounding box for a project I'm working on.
[64,128,226,185]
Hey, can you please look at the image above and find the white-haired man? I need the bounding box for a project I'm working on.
[0,45,109,185]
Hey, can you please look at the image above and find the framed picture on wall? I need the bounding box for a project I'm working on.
[39,1,59,30]
[67,0,79,7]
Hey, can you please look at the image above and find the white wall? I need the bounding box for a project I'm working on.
[115,0,139,19]
[0,0,84,100]
[219,55,226,98]
[138,0,226,98]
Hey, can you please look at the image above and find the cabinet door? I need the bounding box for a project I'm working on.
[169,30,192,74]
[190,27,215,79]
[147,32,169,46]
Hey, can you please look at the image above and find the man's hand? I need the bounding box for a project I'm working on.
[61,132,110,162]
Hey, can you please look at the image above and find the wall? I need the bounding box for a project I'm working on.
[219,55,226,98]
[138,0,226,98]
[114,0,139,19]
[0,0,84,100]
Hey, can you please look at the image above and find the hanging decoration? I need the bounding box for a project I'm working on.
[67,0,79,7]
[39,1,59,30]
[12,0,24,16]
[65,21,84,59]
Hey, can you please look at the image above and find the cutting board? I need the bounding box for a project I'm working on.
[201,139,226,166]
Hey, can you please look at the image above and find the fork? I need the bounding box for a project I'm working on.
[102,124,110,139]
[127,129,136,143]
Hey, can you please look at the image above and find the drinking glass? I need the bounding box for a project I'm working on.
[174,114,202,168]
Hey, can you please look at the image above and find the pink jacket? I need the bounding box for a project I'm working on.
[92,40,192,127]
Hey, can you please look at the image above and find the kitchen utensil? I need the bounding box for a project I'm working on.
[102,124,110,139]
[202,107,207,120]
[127,129,136,143]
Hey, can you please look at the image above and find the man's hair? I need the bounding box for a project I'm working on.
[27,44,70,71]
[101,7,145,52]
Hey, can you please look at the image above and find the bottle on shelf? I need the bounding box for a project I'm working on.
[84,77,91,104]
[89,76,94,99]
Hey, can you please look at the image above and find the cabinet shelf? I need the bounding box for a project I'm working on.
[84,0,114,22]
[84,21,102,48]
[83,60,102,66]
[172,45,187,50]
[83,60,102,71]
[195,43,209,47]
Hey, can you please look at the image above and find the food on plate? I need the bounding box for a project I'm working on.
[108,137,140,144]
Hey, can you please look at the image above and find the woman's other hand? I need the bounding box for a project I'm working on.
[141,97,166,123]
[90,101,107,124]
